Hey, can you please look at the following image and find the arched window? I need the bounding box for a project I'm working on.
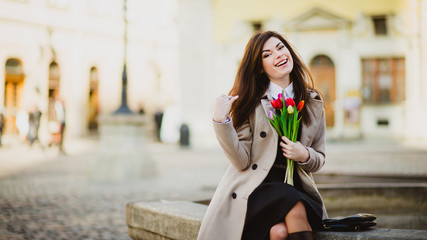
[48,61,60,93]
[88,66,99,131]
[5,59,24,77]
[89,66,98,89]
[47,61,61,123]
[310,55,334,67]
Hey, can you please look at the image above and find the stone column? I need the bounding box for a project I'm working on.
[90,114,156,181]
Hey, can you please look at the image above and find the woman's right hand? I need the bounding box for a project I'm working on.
[213,95,239,122]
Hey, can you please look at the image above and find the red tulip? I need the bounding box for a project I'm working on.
[286,98,295,107]
[297,100,305,111]
[271,98,283,109]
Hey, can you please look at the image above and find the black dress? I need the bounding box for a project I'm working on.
[241,136,324,240]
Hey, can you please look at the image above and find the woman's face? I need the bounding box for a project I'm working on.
[261,37,293,82]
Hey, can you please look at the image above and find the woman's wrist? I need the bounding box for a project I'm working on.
[213,117,229,123]
[298,148,311,164]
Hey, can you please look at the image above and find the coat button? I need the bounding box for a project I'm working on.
[232,192,237,199]
[260,131,267,138]
[252,164,258,170]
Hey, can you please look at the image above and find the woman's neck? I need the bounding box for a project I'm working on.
[270,77,291,89]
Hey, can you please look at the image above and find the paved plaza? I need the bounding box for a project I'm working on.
[0,135,426,240]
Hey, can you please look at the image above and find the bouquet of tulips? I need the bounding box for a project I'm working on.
[266,91,304,186]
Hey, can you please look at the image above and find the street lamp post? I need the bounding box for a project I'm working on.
[93,0,156,182]
[114,0,132,114]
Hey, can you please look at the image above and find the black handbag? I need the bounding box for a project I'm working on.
[322,213,377,231]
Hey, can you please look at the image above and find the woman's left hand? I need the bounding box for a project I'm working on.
[280,136,310,163]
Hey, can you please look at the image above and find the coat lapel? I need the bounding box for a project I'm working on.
[260,89,280,139]
[300,95,323,146]
[260,98,279,139]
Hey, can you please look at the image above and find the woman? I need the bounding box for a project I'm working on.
[197,31,327,240]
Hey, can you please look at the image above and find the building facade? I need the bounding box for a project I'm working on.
[208,0,427,145]
[1,0,426,147]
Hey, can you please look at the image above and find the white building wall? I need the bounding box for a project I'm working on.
[178,0,217,147]
[0,0,181,139]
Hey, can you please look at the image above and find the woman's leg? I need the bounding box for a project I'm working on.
[270,200,312,240]
[270,222,288,240]
[285,201,312,233]
[285,201,314,240]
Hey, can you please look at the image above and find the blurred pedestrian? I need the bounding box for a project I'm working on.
[160,105,181,143]
[16,109,29,142]
[198,31,327,240]
[48,91,66,155]
[154,111,163,141]
[0,110,4,147]
[28,105,42,147]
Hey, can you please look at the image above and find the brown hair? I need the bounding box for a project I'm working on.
[229,31,319,130]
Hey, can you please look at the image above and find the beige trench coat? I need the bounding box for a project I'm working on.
[197,90,328,240]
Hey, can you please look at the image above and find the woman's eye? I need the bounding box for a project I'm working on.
[263,53,270,58]
[278,45,284,50]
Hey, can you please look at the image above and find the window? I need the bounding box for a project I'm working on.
[372,15,388,35]
[251,22,263,33]
[48,61,60,90]
[362,58,405,103]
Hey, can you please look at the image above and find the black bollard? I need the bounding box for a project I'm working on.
[179,124,190,147]
[154,111,163,141]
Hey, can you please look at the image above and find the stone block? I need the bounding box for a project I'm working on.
[127,200,427,240]
[127,200,206,240]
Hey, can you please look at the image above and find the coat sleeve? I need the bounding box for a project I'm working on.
[298,108,326,173]
[213,118,252,171]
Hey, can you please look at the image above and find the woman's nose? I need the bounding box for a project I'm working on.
[274,51,283,58]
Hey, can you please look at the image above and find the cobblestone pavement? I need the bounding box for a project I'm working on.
[1,136,427,240]
[0,137,225,240]
[1,145,131,239]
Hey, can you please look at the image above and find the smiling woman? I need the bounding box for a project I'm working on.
[198,31,326,240]
[261,38,294,85]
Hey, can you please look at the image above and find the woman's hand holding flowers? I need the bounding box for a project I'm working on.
[280,136,309,163]
[214,95,239,122]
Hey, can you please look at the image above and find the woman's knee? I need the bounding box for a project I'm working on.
[270,222,288,240]
[286,201,307,220]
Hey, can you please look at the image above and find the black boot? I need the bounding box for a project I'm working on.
[288,231,314,240]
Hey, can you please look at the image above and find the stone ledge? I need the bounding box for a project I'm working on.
[127,200,206,240]
[126,200,427,240]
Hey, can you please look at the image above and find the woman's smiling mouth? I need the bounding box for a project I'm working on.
[275,59,288,67]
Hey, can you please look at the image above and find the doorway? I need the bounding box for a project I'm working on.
[309,55,336,127]
[4,59,25,134]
